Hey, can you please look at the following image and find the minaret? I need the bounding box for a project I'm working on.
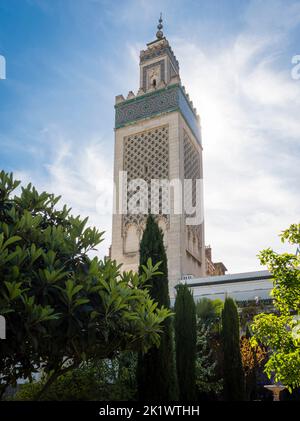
[111,17,205,296]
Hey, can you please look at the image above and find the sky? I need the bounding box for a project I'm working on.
[0,0,300,274]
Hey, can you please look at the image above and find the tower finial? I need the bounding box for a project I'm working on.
[156,13,163,39]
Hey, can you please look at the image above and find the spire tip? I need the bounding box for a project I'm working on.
[156,13,164,39]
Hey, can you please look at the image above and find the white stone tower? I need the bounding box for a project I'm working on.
[111,16,205,295]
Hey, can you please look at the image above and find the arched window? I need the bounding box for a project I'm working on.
[152,79,156,88]
[125,225,139,253]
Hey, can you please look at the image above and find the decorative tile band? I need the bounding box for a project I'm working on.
[115,85,201,144]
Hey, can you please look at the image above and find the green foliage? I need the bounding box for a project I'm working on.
[239,305,264,331]
[194,298,224,398]
[174,284,197,401]
[251,223,300,392]
[138,215,168,307]
[13,365,101,401]
[195,320,223,396]
[196,298,223,330]
[12,354,137,401]
[136,215,178,401]
[222,297,245,401]
[105,352,137,401]
[0,171,171,398]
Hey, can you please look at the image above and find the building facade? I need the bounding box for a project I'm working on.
[111,18,206,294]
[183,270,273,303]
[205,245,227,276]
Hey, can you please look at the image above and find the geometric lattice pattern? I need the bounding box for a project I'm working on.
[184,130,201,206]
[184,130,202,251]
[123,125,169,232]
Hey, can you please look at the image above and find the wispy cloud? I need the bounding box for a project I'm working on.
[1,0,299,273]
[170,0,300,271]
[16,128,113,258]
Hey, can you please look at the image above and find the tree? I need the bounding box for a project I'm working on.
[12,362,105,401]
[195,297,224,397]
[12,353,137,401]
[240,329,266,400]
[195,320,223,397]
[0,171,171,399]
[136,215,178,401]
[251,223,300,392]
[221,297,245,401]
[196,297,223,330]
[174,284,196,401]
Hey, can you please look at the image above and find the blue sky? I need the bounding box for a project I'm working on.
[0,0,300,273]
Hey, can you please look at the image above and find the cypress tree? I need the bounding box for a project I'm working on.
[137,215,178,401]
[174,284,197,401]
[221,297,245,401]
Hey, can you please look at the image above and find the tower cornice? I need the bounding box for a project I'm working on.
[115,84,201,145]
[140,38,179,72]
